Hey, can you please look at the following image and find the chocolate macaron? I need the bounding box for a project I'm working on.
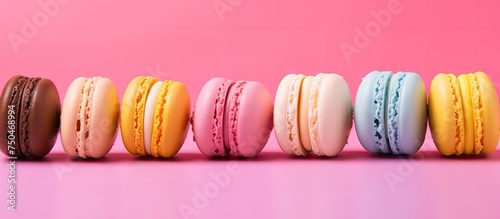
[0,76,61,158]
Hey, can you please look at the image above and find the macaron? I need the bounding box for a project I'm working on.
[0,76,61,158]
[429,72,499,156]
[121,76,191,158]
[192,78,273,158]
[60,77,119,159]
[354,71,427,155]
[274,73,353,157]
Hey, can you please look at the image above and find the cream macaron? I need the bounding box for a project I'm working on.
[274,73,353,157]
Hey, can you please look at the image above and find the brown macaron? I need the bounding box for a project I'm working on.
[0,76,61,158]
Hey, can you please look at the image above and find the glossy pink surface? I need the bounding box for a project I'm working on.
[2,135,500,219]
[1,0,500,218]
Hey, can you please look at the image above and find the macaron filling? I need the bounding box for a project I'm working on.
[468,73,484,154]
[19,77,41,157]
[143,82,162,155]
[298,76,313,152]
[225,80,247,156]
[212,79,233,156]
[309,74,325,156]
[286,75,306,155]
[387,73,407,154]
[447,74,464,155]
[457,75,475,155]
[373,72,391,154]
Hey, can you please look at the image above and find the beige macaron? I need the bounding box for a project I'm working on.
[60,77,120,159]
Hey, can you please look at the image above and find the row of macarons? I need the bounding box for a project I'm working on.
[0,71,498,159]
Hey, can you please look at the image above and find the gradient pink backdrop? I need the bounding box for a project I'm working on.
[1,0,500,218]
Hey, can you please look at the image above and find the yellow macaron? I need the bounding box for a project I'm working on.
[121,76,190,158]
[429,72,499,156]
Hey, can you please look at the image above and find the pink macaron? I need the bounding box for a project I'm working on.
[192,78,273,158]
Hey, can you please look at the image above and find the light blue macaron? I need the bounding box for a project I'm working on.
[354,71,427,155]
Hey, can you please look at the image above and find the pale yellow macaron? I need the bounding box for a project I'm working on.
[429,72,499,156]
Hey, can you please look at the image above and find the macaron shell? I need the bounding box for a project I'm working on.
[311,73,352,157]
[372,72,393,154]
[273,74,313,156]
[354,71,391,154]
[19,78,42,157]
[0,76,27,157]
[396,73,427,155]
[224,81,245,156]
[25,78,60,158]
[154,81,191,158]
[468,73,485,154]
[447,74,465,155]
[299,76,313,152]
[233,81,273,157]
[151,80,173,157]
[193,78,231,157]
[429,74,457,156]
[61,77,87,157]
[121,76,158,156]
[354,72,376,154]
[80,78,97,158]
[476,72,499,154]
[457,74,475,154]
[273,74,309,156]
[86,78,119,158]
[386,73,405,154]
[274,74,296,155]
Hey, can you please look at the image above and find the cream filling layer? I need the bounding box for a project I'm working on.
[144,82,163,155]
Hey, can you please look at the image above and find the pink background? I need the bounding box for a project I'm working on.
[1,0,500,218]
